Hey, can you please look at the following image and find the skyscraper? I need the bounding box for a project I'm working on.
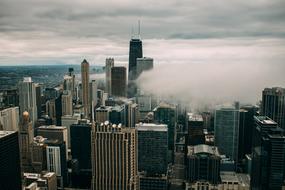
[68,67,76,99]
[19,111,34,172]
[129,38,143,80]
[154,102,176,162]
[262,87,285,129]
[19,77,38,124]
[136,123,168,175]
[89,80,98,120]
[251,116,285,190]
[187,113,205,146]
[91,122,139,190]
[70,121,92,170]
[0,131,22,190]
[81,59,90,118]
[111,66,127,97]
[214,105,239,163]
[61,90,73,116]
[105,58,114,94]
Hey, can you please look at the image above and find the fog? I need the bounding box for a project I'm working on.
[137,38,285,111]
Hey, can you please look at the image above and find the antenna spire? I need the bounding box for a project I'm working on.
[138,20,140,36]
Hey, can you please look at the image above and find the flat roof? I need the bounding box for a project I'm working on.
[188,144,220,156]
[187,113,203,122]
[255,116,277,125]
[0,131,17,138]
[38,125,67,130]
[136,123,167,132]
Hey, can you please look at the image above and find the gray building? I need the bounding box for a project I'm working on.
[214,105,239,163]
[251,116,285,190]
[262,87,285,129]
[186,145,221,185]
[136,123,168,175]
[111,66,127,97]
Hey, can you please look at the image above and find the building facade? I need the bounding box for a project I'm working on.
[19,77,38,124]
[91,122,139,190]
[214,105,239,163]
[111,66,127,97]
[262,87,285,129]
[81,59,90,118]
[0,131,22,190]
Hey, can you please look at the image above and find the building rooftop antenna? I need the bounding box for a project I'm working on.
[138,20,141,39]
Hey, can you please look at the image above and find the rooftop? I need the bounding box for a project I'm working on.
[23,77,32,83]
[255,116,277,125]
[0,130,17,139]
[187,113,203,122]
[136,123,167,132]
[38,125,67,130]
[188,144,220,157]
[153,101,176,111]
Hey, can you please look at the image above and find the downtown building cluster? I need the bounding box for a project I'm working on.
[1,34,285,190]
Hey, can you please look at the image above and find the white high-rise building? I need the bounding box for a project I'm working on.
[89,80,98,107]
[61,90,73,116]
[46,146,62,176]
[0,106,19,131]
[81,59,90,118]
[18,77,37,124]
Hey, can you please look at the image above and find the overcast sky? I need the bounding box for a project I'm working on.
[0,0,285,66]
[1,0,285,107]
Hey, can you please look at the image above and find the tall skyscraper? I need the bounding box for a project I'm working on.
[19,77,38,124]
[35,83,42,117]
[89,80,98,120]
[0,131,22,190]
[111,66,127,97]
[0,106,19,131]
[187,113,205,146]
[214,105,239,163]
[61,90,73,116]
[70,121,92,170]
[19,111,34,172]
[81,59,90,118]
[105,58,114,94]
[154,102,176,162]
[262,87,285,129]
[68,67,76,99]
[238,106,257,165]
[136,123,168,175]
[91,122,139,190]
[70,120,92,188]
[129,38,143,80]
[251,116,285,190]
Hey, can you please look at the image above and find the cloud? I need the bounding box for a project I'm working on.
[137,38,285,110]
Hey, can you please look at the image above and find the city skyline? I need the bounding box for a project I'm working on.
[1,2,285,189]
